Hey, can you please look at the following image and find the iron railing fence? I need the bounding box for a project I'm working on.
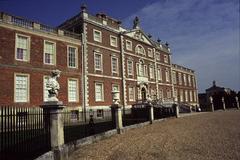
[0,106,51,160]
[63,109,115,144]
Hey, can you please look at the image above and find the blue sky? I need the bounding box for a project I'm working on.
[0,0,239,93]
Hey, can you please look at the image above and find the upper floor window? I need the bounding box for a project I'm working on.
[192,76,196,87]
[156,52,160,61]
[172,71,177,84]
[157,68,162,81]
[178,72,182,85]
[68,79,78,102]
[149,65,154,79]
[127,60,134,76]
[135,44,145,55]
[94,52,102,71]
[183,74,187,86]
[93,29,102,42]
[129,87,135,101]
[68,46,78,68]
[15,73,29,102]
[95,82,104,101]
[15,34,30,61]
[126,40,132,51]
[165,69,170,82]
[110,36,117,47]
[148,48,153,57]
[188,75,192,86]
[111,56,118,74]
[44,40,56,65]
[164,55,168,63]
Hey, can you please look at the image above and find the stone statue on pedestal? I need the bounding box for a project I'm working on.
[46,69,61,102]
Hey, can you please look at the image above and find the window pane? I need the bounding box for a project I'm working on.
[68,47,76,67]
[15,75,28,102]
[95,54,102,70]
[95,83,103,101]
[68,79,78,102]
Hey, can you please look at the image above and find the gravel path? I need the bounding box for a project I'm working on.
[69,110,240,160]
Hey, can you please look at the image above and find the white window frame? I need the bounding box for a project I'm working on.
[95,82,104,102]
[94,52,103,71]
[67,45,78,68]
[164,55,168,63]
[172,71,177,84]
[111,56,118,74]
[127,60,134,76]
[178,72,182,85]
[126,40,132,51]
[128,86,135,102]
[15,33,30,62]
[165,69,170,82]
[135,44,145,55]
[147,48,153,57]
[156,52,160,61]
[68,78,79,102]
[93,29,102,42]
[183,74,187,86]
[43,40,56,65]
[188,75,192,86]
[157,68,162,81]
[110,35,118,47]
[43,76,50,102]
[149,65,154,79]
[14,73,30,103]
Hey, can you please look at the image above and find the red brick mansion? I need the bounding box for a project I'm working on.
[0,5,198,113]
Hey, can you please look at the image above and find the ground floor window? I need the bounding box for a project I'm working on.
[15,74,29,102]
[95,82,104,101]
[129,87,135,102]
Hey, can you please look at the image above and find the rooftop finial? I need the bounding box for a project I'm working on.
[213,80,216,87]
[81,4,87,12]
[165,41,169,47]
[133,16,140,29]
[157,38,161,43]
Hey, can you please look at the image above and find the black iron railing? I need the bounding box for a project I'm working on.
[0,106,51,160]
[63,109,115,144]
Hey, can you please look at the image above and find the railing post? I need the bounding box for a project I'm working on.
[146,103,154,124]
[173,104,179,118]
[41,101,66,160]
[222,97,226,110]
[111,90,123,134]
[209,96,214,112]
[235,97,239,110]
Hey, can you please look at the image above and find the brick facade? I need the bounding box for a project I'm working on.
[0,8,198,111]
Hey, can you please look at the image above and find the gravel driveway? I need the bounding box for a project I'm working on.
[69,110,240,160]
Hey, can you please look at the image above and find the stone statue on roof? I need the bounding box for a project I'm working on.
[133,16,140,29]
[46,69,61,101]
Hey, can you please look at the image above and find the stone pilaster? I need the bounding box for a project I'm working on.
[40,101,66,160]
[236,97,239,110]
[111,104,123,134]
[222,97,226,110]
[209,96,214,112]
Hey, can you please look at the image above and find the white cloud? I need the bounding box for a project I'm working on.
[123,0,240,92]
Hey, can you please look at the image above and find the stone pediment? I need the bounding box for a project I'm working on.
[123,29,153,45]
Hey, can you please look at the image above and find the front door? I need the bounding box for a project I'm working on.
[141,87,146,102]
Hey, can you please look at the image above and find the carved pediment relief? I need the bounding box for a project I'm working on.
[124,30,152,45]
